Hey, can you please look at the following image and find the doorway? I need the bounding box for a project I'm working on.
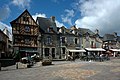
[62,48,65,54]
[52,48,55,58]
[45,48,49,56]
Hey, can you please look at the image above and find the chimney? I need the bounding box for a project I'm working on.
[113,32,117,37]
[51,16,55,22]
[95,29,99,34]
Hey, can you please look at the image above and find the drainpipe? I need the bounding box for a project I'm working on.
[0,53,1,71]
[41,34,44,60]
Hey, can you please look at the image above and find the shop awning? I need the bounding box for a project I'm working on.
[68,49,86,52]
[110,49,120,52]
[85,48,106,51]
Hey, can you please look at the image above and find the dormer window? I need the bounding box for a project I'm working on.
[75,32,78,35]
[25,26,30,32]
[47,27,50,32]
[86,36,89,41]
[60,37,66,43]
[47,27,53,33]
[70,30,73,33]
[62,29,65,34]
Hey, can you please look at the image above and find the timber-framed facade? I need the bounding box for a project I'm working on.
[10,9,39,58]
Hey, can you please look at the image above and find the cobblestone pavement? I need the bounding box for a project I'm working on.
[0,59,120,80]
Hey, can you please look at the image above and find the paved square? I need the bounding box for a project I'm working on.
[0,59,120,80]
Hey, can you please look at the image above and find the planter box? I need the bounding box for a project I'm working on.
[42,60,52,66]
[16,62,27,69]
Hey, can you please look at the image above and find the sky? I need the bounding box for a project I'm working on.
[0,0,120,36]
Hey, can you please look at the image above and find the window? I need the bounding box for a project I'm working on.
[91,41,94,48]
[52,48,55,58]
[62,48,65,54]
[62,29,65,34]
[14,39,18,43]
[86,36,89,41]
[47,27,53,32]
[45,48,49,56]
[47,36,51,44]
[60,37,65,43]
[75,32,78,35]
[25,26,30,32]
[25,38,30,45]
[23,16,29,22]
[75,38,78,44]
[70,30,73,33]
[47,27,50,32]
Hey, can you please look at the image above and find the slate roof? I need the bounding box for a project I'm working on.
[117,36,120,42]
[0,29,9,38]
[103,34,116,41]
[36,17,57,33]
[78,28,95,36]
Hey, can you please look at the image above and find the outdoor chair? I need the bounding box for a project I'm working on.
[94,55,101,61]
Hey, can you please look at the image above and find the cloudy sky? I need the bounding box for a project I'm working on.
[0,0,120,36]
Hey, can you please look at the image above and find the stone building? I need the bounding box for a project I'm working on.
[78,28,96,48]
[58,26,80,59]
[10,10,112,60]
[3,27,13,58]
[36,16,58,59]
[103,33,118,49]
[0,29,9,58]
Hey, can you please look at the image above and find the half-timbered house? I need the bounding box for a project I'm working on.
[10,9,39,58]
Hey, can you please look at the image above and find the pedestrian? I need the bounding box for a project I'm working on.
[72,56,75,61]
[100,53,103,62]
